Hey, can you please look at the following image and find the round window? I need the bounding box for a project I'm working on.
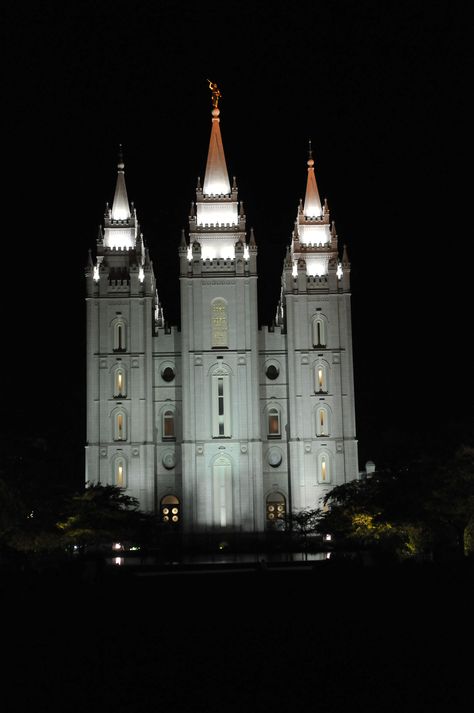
[266,364,279,380]
[161,366,175,382]
[268,448,283,468]
[162,452,176,470]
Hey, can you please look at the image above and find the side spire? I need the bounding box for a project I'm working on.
[111,144,131,220]
[203,81,231,196]
[303,140,322,218]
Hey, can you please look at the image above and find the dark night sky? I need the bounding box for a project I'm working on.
[2,0,471,473]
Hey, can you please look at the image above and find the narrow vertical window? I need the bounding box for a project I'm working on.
[114,321,126,352]
[315,364,328,393]
[212,372,231,438]
[117,460,124,487]
[218,379,225,435]
[312,317,326,348]
[316,407,330,436]
[268,408,281,438]
[114,410,127,441]
[318,453,331,484]
[211,299,228,348]
[163,410,175,440]
[114,368,126,397]
[212,456,232,527]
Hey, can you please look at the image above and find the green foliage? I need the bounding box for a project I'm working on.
[319,446,474,559]
[57,483,147,548]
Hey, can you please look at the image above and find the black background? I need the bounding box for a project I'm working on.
[2,0,471,478]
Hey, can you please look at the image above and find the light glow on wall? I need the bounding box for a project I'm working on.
[201,243,235,260]
[104,228,134,250]
[197,202,238,227]
[93,265,99,281]
[298,224,331,246]
[243,245,249,260]
[306,257,328,276]
[139,266,144,283]
[337,262,343,279]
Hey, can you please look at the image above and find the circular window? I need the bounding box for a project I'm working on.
[162,452,176,470]
[161,366,175,382]
[268,448,283,468]
[266,364,279,380]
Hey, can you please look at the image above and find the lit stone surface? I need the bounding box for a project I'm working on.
[85,99,359,533]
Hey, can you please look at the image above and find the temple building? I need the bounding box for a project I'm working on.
[85,87,359,533]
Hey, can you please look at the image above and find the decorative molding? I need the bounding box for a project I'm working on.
[162,451,176,470]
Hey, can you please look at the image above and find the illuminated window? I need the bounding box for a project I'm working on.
[115,458,126,487]
[318,453,331,484]
[212,372,231,438]
[312,316,326,348]
[163,410,175,440]
[114,368,126,397]
[315,364,328,393]
[267,408,281,439]
[113,410,127,441]
[213,455,232,527]
[161,495,180,525]
[113,321,126,352]
[211,299,228,348]
[266,492,286,527]
[316,406,330,436]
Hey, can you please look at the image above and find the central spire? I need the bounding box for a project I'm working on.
[303,140,322,218]
[203,81,231,196]
[111,145,131,220]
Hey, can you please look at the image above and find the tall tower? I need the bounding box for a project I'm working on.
[85,152,160,510]
[84,95,359,533]
[277,144,359,510]
[179,84,264,532]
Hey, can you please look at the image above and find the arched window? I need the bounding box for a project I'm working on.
[113,410,127,441]
[115,457,126,487]
[163,409,175,440]
[312,316,327,348]
[266,492,286,526]
[318,453,331,484]
[160,495,180,525]
[113,320,126,352]
[315,363,328,393]
[113,367,126,397]
[211,299,228,348]
[211,368,231,438]
[316,406,330,436]
[267,407,281,439]
[212,455,232,527]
